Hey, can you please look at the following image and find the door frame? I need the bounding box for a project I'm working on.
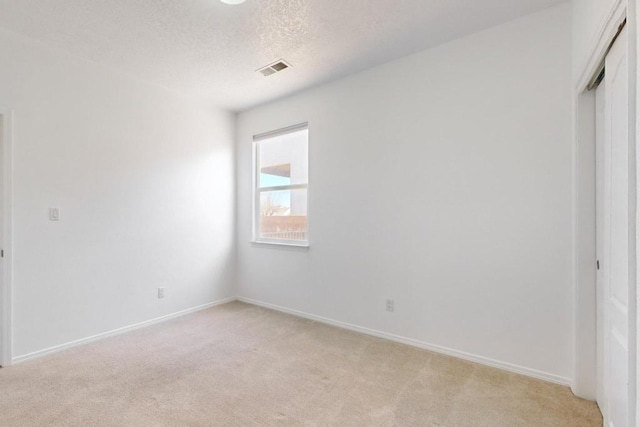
[573,1,639,423]
[595,82,606,410]
[573,0,634,396]
[0,108,14,367]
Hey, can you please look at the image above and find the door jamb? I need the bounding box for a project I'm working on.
[572,0,628,400]
[0,108,14,368]
[573,2,639,425]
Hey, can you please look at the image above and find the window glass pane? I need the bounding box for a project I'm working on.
[259,189,307,241]
[258,129,308,188]
[260,166,291,187]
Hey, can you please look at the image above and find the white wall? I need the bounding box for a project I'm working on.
[636,0,640,418]
[237,4,573,382]
[0,28,236,358]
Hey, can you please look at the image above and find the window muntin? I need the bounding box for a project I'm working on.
[254,124,308,245]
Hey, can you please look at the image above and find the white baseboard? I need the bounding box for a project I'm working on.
[12,296,237,365]
[11,295,573,387]
[237,296,571,387]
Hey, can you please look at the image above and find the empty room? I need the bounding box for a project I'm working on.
[0,0,637,426]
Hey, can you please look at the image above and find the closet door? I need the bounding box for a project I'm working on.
[600,25,630,427]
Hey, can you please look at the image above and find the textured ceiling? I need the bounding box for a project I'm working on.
[0,0,564,111]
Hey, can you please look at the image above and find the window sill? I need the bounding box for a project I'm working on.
[250,240,310,249]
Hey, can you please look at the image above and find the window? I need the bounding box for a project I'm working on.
[253,124,309,245]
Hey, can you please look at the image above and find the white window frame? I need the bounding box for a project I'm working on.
[252,122,309,247]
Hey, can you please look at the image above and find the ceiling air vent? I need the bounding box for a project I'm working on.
[257,60,291,77]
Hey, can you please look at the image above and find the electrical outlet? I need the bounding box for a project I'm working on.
[158,287,165,299]
[386,299,394,312]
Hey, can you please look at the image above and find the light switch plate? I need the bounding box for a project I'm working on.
[49,208,60,221]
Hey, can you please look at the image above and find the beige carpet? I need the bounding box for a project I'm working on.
[0,301,601,426]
